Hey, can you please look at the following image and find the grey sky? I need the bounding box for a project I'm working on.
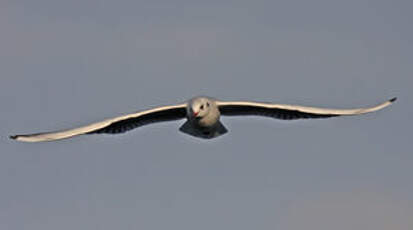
[1,0,412,229]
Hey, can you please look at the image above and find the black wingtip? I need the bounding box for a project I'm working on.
[389,97,397,103]
[9,135,18,140]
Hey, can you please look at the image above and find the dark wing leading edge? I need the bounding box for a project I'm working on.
[216,98,396,120]
[10,104,187,142]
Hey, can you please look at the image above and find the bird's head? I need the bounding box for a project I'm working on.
[188,97,213,119]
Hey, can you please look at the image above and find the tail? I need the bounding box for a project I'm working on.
[179,121,228,139]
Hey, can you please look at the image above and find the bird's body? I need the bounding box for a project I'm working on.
[187,96,220,128]
[180,96,226,139]
[10,96,396,142]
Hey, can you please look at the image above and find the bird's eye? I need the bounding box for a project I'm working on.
[200,105,204,110]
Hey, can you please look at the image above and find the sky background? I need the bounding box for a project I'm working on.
[1,0,412,229]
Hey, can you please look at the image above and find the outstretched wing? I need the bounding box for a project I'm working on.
[10,103,187,142]
[216,98,396,120]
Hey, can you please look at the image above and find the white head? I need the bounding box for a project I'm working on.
[188,97,214,119]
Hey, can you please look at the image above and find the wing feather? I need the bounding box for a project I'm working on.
[217,98,396,120]
[10,103,187,142]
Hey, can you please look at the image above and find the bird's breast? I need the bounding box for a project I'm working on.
[197,111,220,128]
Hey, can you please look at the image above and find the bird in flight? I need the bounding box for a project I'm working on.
[10,96,396,142]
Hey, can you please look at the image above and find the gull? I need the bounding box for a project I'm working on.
[10,96,396,142]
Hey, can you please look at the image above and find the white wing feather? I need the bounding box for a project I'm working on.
[216,98,396,116]
[11,104,187,142]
